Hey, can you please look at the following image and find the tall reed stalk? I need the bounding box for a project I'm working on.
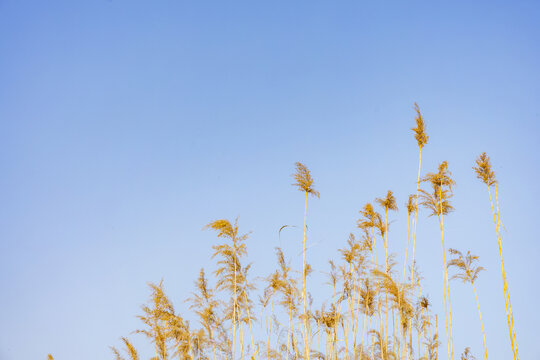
[473,152,519,360]
[292,162,320,360]
[408,103,428,360]
[410,103,428,295]
[420,161,455,360]
[205,219,250,360]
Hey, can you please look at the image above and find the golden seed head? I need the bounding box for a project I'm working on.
[419,296,430,310]
[357,202,376,229]
[423,161,456,191]
[363,203,375,217]
[406,194,417,215]
[473,152,497,186]
[447,248,485,284]
[411,103,429,149]
[420,161,456,216]
[121,337,139,360]
[376,190,398,212]
[204,219,238,243]
[292,162,320,198]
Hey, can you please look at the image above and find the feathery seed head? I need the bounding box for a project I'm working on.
[411,103,429,149]
[269,270,281,291]
[374,212,386,237]
[447,248,485,284]
[121,337,139,360]
[473,152,497,186]
[425,161,455,191]
[406,194,417,216]
[363,203,374,216]
[461,347,476,360]
[376,190,398,212]
[204,219,236,239]
[420,161,456,216]
[292,162,320,198]
[419,296,430,310]
[358,203,377,229]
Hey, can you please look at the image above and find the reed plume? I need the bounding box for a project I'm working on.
[121,338,139,360]
[375,190,397,273]
[460,347,476,360]
[473,153,496,186]
[402,194,417,284]
[411,103,429,149]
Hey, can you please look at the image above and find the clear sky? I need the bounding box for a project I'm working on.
[1,1,539,359]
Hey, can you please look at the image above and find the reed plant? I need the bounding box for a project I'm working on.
[292,162,320,360]
[419,161,456,360]
[447,249,487,360]
[473,153,519,360]
[409,103,428,306]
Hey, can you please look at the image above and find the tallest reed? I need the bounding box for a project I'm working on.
[292,162,320,360]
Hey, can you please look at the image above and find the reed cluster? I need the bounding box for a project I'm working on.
[49,104,520,360]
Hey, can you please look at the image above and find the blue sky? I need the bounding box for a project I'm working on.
[1,1,539,359]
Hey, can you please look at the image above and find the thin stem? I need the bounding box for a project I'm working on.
[471,283,488,360]
[302,191,310,360]
[410,149,422,295]
[487,185,518,360]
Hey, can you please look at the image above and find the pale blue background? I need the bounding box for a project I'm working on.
[1,1,539,359]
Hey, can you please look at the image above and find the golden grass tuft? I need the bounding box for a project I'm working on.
[292,162,320,198]
[473,152,497,187]
[411,103,429,149]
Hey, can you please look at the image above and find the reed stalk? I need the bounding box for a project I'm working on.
[474,153,518,359]
[292,162,320,360]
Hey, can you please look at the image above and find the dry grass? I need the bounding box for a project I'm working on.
[48,104,519,360]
